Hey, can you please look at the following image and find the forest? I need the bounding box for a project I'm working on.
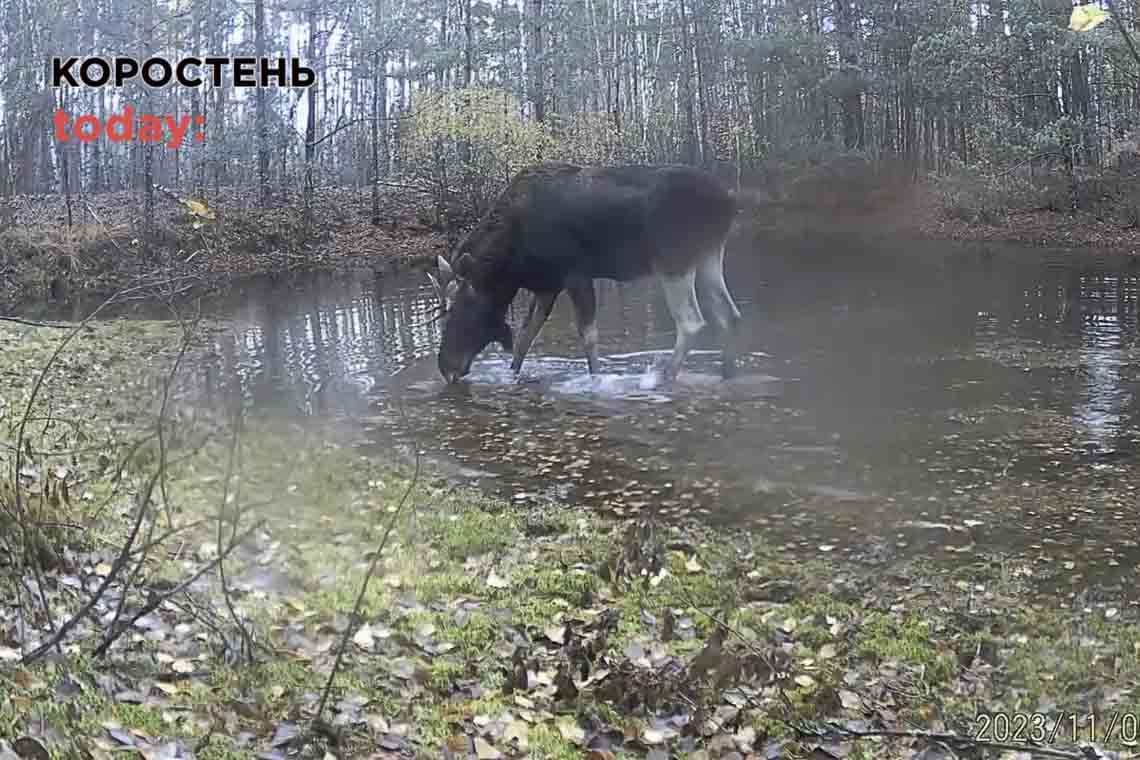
[2,0,1140,307]
[3,2,1140,760]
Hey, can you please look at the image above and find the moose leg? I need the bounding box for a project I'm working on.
[511,290,558,373]
[658,268,705,383]
[695,243,743,379]
[566,279,600,374]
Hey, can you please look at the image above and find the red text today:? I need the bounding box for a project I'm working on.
[53,107,205,150]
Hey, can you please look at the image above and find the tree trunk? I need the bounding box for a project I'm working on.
[530,0,545,122]
[464,0,474,86]
[372,49,382,225]
[304,10,318,227]
[677,0,699,163]
[833,0,863,150]
[255,0,269,205]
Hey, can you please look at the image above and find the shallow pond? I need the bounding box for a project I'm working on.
[63,236,1140,591]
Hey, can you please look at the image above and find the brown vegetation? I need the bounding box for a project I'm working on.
[920,163,1140,250]
[0,187,451,311]
[4,157,1140,314]
[747,156,1140,253]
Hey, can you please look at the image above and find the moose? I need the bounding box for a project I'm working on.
[426,161,743,386]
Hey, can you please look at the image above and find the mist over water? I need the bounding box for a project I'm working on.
[154,238,1139,592]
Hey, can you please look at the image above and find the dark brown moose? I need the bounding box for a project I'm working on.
[426,162,743,386]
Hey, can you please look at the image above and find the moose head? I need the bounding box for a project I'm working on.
[427,254,513,384]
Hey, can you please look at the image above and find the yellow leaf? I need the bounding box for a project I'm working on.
[1069,4,1110,32]
[182,198,216,220]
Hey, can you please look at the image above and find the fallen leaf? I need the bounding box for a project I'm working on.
[474,737,502,759]
[182,198,217,220]
[557,718,586,745]
[353,625,375,649]
[11,737,50,760]
[838,690,861,710]
[503,720,529,750]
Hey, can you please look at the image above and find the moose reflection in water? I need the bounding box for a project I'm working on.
[181,244,1140,589]
[425,162,744,386]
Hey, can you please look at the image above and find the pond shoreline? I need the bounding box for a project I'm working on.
[4,181,1140,318]
[7,228,1138,324]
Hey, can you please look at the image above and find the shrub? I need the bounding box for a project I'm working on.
[403,87,557,223]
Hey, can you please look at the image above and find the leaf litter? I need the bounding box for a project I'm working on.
[3,319,1140,759]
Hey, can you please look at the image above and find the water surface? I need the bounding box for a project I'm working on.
[172,238,1140,591]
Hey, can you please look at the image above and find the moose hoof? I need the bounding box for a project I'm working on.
[652,365,678,390]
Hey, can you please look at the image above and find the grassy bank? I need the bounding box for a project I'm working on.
[3,317,1140,759]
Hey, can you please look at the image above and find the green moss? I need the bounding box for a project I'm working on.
[302,576,392,621]
[197,735,258,760]
[423,505,519,560]
[856,611,956,683]
[106,703,170,735]
[526,725,582,760]
[427,659,467,692]
[413,568,484,601]
[0,664,186,758]
[528,566,599,598]
[450,611,501,658]
[411,702,452,748]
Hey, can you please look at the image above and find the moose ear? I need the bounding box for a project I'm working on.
[426,270,443,301]
[437,255,454,282]
[493,320,514,352]
[454,252,475,278]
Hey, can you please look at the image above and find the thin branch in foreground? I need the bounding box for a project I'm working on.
[312,371,424,732]
[21,468,162,664]
[0,316,72,328]
[305,114,412,149]
[91,519,265,659]
[214,401,257,664]
[13,273,204,525]
[100,300,204,642]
